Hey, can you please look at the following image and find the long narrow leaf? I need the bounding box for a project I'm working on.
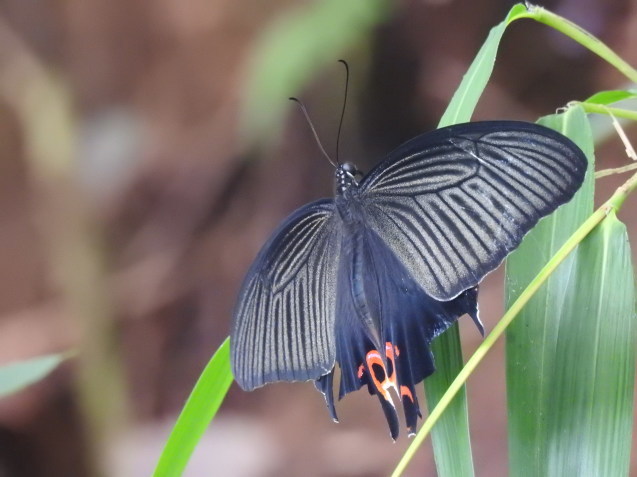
[585,89,637,105]
[437,3,527,128]
[0,352,70,398]
[425,4,529,476]
[505,106,597,473]
[424,325,474,476]
[153,338,233,477]
[544,212,635,475]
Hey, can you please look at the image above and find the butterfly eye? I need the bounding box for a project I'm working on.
[342,162,357,173]
[342,162,363,181]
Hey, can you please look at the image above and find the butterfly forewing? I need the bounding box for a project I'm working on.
[359,121,588,300]
[231,199,340,390]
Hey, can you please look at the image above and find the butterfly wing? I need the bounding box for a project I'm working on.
[359,120,587,300]
[231,199,341,390]
[317,225,479,439]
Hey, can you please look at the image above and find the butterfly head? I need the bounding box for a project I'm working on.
[336,162,363,195]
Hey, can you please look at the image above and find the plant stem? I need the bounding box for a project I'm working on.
[579,103,637,120]
[596,163,637,179]
[514,5,637,84]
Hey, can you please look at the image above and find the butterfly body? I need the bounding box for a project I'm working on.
[231,120,587,439]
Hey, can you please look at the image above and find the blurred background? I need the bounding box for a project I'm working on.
[0,0,635,476]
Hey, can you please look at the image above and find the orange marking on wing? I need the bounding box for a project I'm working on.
[364,349,392,402]
[384,342,398,383]
[357,342,407,405]
[400,385,414,402]
[357,364,365,379]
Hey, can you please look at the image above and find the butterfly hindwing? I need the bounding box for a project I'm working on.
[231,199,341,390]
[360,120,588,300]
[319,223,480,439]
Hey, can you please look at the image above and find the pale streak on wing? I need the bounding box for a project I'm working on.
[231,199,340,390]
[360,121,587,300]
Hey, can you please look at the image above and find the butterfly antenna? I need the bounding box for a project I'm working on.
[336,59,349,165]
[289,97,337,168]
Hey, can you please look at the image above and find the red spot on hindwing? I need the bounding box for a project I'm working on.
[361,342,401,404]
[400,385,414,402]
[353,341,421,439]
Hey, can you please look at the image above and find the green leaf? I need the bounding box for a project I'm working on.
[0,352,70,398]
[425,325,474,476]
[505,105,600,474]
[153,338,233,477]
[240,0,390,150]
[437,2,527,128]
[584,89,637,105]
[544,212,635,475]
[425,4,528,476]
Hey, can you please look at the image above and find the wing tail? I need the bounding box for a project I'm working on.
[318,228,479,438]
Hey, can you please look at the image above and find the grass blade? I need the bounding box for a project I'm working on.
[437,3,527,128]
[424,325,474,476]
[425,4,528,475]
[153,338,233,477]
[544,212,635,475]
[0,352,70,398]
[585,89,637,105]
[505,106,598,473]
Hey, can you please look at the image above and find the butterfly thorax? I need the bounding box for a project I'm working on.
[335,162,362,196]
[334,191,366,231]
[334,198,384,351]
[333,168,384,349]
[334,162,366,228]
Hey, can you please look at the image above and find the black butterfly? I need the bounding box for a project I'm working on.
[230,121,587,439]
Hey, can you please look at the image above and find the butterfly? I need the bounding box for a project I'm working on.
[230,120,587,439]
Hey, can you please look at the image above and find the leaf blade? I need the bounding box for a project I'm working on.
[544,212,635,475]
[425,4,529,476]
[437,3,527,128]
[0,352,70,398]
[153,338,233,477]
[505,105,599,474]
[585,89,637,105]
[425,325,474,477]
